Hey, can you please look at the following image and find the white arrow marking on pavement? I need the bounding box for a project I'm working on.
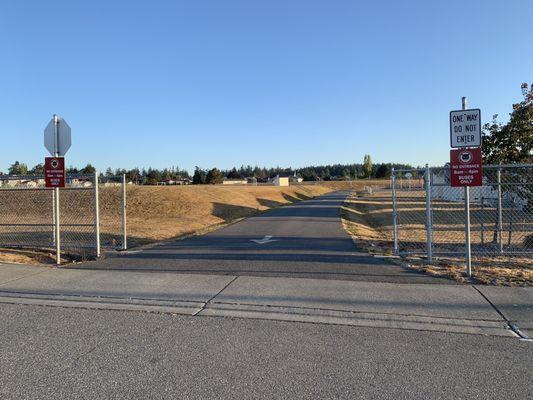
[251,235,277,244]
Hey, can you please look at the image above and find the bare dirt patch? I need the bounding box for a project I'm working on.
[0,248,65,265]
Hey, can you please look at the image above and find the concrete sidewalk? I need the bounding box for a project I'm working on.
[0,263,531,339]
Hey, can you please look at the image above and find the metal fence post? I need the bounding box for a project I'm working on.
[391,168,399,255]
[425,164,433,263]
[94,171,101,258]
[122,173,127,250]
[497,168,503,254]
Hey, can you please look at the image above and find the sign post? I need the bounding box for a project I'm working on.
[44,114,71,265]
[463,98,471,277]
[449,97,482,277]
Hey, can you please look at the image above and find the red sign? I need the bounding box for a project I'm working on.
[44,157,65,188]
[450,148,483,187]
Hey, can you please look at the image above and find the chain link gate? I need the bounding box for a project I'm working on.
[0,173,128,263]
[392,164,533,264]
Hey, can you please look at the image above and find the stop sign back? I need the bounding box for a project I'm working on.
[44,157,65,188]
[450,148,483,187]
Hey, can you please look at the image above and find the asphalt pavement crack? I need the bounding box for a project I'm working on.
[471,285,530,340]
[192,275,238,316]
[0,267,53,287]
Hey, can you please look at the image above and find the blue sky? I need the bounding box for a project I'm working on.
[1,0,531,173]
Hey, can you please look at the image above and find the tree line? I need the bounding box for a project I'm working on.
[1,159,413,185]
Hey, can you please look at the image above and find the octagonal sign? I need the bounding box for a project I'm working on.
[44,116,71,157]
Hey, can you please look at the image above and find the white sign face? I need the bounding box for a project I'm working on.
[405,172,413,179]
[450,109,481,148]
[44,117,71,156]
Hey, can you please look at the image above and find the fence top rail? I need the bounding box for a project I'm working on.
[429,163,533,171]
[393,169,425,173]
[0,173,95,180]
[483,163,533,169]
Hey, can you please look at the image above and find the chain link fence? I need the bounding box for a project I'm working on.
[0,173,127,262]
[98,174,127,251]
[392,164,533,260]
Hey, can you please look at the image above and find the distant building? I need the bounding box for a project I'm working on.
[159,178,191,185]
[69,177,93,187]
[430,170,527,210]
[270,175,289,187]
[1,178,46,188]
[222,178,247,185]
[289,173,303,183]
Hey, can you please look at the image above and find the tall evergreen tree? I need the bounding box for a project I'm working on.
[192,167,206,184]
[29,163,44,175]
[227,167,242,179]
[362,155,372,178]
[206,168,223,184]
[375,164,390,178]
[8,161,28,175]
[80,164,96,174]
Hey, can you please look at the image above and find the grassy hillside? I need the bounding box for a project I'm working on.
[99,181,378,245]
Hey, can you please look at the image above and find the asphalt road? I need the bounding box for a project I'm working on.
[78,191,445,283]
[2,192,531,399]
[1,303,531,400]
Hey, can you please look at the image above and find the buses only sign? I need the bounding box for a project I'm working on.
[450,148,483,187]
[450,109,481,148]
[44,157,65,188]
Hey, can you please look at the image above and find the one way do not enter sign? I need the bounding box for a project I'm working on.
[450,148,483,187]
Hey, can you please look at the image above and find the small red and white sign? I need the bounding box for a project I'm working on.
[44,157,65,188]
[450,148,483,187]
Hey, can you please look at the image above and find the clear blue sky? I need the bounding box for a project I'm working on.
[1,0,531,173]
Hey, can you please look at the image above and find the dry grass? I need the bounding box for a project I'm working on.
[403,258,533,286]
[98,180,382,245]
[341,190,533,286]
[99,184,334,245]
[0,248,71,265]
[0,180,380,264]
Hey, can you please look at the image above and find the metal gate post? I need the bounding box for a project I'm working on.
[94,171,101,257]
[54,187,60,265]
[425,164,433,263]
[122,173,127,250]
[391,168,399,255]
[497,168,503,254]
